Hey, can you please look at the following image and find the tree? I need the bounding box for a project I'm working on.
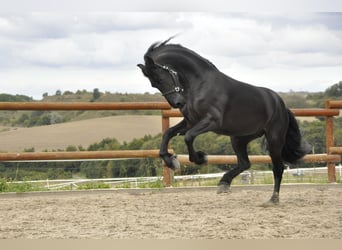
[92,88,101,101]
[66,145,77,151]
[325,81,342,97]
[63,90,73,95]
[299,120,325,154]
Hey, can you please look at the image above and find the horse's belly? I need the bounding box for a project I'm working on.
[218,115,266,136]
[215,128,263,137]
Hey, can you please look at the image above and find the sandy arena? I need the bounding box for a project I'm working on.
[0,184,341,239]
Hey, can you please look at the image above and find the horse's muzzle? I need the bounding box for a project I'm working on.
[173,95,186,108]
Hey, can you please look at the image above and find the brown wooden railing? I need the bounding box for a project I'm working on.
[0,101,341,185]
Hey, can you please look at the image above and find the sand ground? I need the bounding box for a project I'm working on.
[0,184,341,239]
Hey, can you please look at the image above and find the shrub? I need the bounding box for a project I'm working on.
[0,178,8,192]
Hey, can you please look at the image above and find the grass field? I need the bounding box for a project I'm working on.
[0,116,182,152]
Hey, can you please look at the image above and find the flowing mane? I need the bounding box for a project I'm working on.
[146,36,176,54]
[144,37,218,70]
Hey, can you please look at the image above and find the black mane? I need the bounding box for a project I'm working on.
[145,37,218,70]
[146,36,176,55]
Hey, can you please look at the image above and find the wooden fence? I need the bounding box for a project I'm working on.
[0,101,341,186]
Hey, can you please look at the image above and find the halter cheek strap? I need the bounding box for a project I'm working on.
[154,63,184,96]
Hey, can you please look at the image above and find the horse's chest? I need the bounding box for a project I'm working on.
[181,106,204,125]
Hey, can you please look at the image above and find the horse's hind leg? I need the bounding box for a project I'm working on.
[264,131,287,205]
[217,135,255,194]
[266,150,285,205]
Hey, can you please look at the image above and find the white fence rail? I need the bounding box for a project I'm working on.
[8,165,342,190]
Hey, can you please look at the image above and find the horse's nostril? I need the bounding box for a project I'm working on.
[176,102,184,108]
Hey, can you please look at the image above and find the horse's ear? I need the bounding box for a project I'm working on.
[137,64,149,77]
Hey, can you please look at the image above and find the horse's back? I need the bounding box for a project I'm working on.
[213,74,287,136]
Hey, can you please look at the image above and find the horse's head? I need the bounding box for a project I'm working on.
[138,56,186,109]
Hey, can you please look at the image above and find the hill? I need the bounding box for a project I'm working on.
[1,82,341,152]
[0,91,165,127]
[2,82,342,128]
[0,116,181,152]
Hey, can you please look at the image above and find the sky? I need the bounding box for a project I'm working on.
[1,1,342,100]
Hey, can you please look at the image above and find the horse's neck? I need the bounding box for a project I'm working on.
[169,56,209,78]
[156,49,213,90]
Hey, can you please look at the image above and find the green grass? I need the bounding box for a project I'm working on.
[115,182,132,189]
[0,174,339,193]
[114,178,164,189]
[137,179,164,189]
[0,178,48,193]
[76,182,111,190]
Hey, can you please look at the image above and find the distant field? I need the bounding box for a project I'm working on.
[0,116,182,152]
[0,114,316,152]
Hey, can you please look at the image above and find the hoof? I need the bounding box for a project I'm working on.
[195,151,208,165]
[217,184,230,194]
[161,153,180,170]
[171,156,180,170]
[259,193,279,207]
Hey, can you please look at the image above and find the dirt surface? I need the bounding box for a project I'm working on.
[0,184,341,239]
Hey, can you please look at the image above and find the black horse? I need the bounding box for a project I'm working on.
[138,38,311,204]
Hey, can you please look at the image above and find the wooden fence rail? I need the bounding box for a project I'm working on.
[0,102,171,110]
[162,108,340,117]
[0,150,161,161]
[177,154,340,165]
[0,101,342,185]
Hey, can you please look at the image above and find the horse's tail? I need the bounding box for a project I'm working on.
[282,109,311,164]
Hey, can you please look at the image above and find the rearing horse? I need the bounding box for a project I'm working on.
[138,38,311,204]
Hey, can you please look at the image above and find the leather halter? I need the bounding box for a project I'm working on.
[154,63,184,96]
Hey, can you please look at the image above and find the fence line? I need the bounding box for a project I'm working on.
[176,153,340,165]
[1,101,342,185]
[0,150,161,161]
[8,165,342,191]
[161,108,340,117]
[0,102,171,110]
[325,100,342,109]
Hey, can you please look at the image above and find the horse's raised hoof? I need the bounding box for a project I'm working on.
[161,153,180,170]
[217,184,230,194]
[171,155,181,170]
[195,151,208,165]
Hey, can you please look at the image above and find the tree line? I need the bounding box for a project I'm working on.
[1,81,342,128]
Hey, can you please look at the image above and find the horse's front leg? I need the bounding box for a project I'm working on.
[184,118,214,165]
[160,119,188,170]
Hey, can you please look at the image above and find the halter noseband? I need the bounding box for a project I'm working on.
[154,63,184,96]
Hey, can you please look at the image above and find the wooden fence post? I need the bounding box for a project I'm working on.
[325,100,336,182]
[161,111,171,186]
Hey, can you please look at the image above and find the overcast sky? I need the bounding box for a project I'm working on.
[1,2,342,99]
